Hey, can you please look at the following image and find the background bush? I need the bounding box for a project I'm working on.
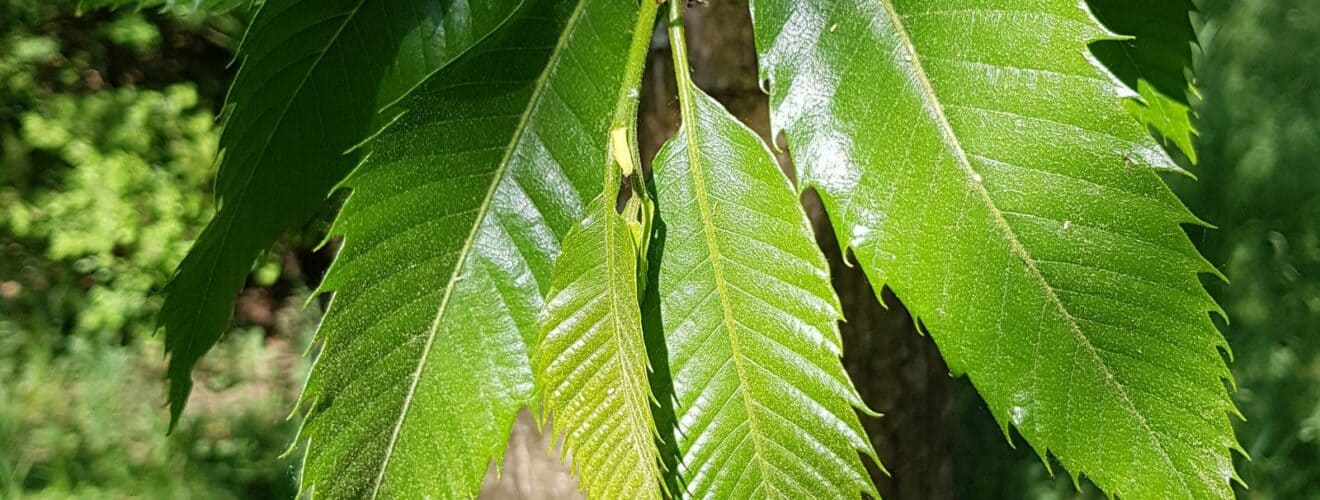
[0,2,316,498]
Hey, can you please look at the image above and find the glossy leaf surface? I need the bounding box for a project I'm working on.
[293,0,635,497]
[537,192,662,499]
[1089,0,1199,160]
[160,0,523,421]
[750,0,1237,497]
[652,79,878,497]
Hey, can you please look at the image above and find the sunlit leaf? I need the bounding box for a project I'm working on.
[159,0,522,422]
[651,68,879,497]
[537,191,663,499]
[751,0,1238,497]
[292,0,637,496]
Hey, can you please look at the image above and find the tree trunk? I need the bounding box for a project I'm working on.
[481,3,953,498]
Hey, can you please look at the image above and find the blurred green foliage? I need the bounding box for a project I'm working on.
[1183,0,1320,495]
[953,0,1320,497]
[0,1,312,498]
[77,0,253,14]
[4,83,215,338]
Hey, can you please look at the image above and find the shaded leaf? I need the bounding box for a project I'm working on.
[293,0,637,497]
[751,0,1237,497]
[652,70,878,497]
[1089,0,1200,160]
[160,0,522,422]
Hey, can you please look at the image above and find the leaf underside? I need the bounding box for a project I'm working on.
[293,0,635,497]
[160,0,523,422]
[751,0,1238,498]
[537,194,663,500]
[652,83,878,498]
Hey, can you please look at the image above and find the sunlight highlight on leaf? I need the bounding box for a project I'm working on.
[650,8,880,494]
[751,0,1239,497]
[158,0,524,424]
[292,0,637,496]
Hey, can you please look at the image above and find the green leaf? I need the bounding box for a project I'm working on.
[537,192,663,499]
[750,1,1238,497]
[160,0,521,422]
[651,73,878,497]
[1089,0,1200,161]
[293,0,637,497]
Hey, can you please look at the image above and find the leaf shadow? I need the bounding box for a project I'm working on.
[639,177,686,498]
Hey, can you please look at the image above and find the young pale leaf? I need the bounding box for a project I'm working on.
[160,0,522,422]
[294,0,635,497]
[1089,0,1199,161]
[652,81,878,497]
[537,193,662,499]
[750,0,1237,497]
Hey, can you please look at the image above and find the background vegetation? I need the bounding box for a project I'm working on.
[0,0,1313,497]
[0,2,316,497]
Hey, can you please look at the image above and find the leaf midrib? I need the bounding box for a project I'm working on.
[602,208,657,498]
[873,0,1189,493]
[675,91,777,496]
[367,1,594,496]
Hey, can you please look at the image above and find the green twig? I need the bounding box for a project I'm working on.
[606,0,662,193]
[667,1,696,126]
